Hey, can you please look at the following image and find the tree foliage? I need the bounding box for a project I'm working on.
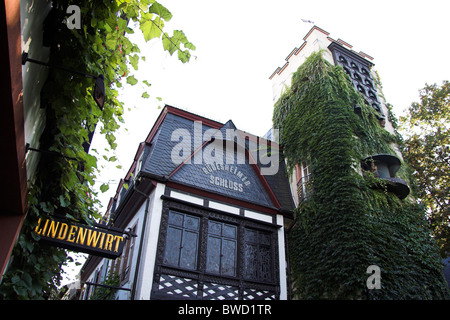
[274,51,449,299]
[0,0,194,299]
[400,81,450,257]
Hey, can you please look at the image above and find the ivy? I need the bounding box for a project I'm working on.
[88,273,120,300]
[0,0,194,299]
[273,51,449,299]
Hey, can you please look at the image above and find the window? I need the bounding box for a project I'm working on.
[297,161,312,202]
[154,202,279,300]
[121,225,136,283]
[111,224,136,284]
[244,228,273,282]
[135,151,144,177]
[163,212,199,270]
[206,220,237,276]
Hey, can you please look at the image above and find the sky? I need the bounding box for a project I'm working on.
[62,0,450,284]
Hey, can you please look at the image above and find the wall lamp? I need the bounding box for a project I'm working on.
[22,52,105,109]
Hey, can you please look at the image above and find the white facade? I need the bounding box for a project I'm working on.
[269,26,397,137]
[80,106,293,300]
[80,182,289,300]
[270,26,334,104]
[20,0,51,183]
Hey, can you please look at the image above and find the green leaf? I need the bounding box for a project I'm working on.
[22,272,33,289]
[11,275,21,284]
[40,202,52,213]
[185,42,196,51]
[177,50,190,63]
[129,54,139,70]
[105,37,117,50]
[148,2,173,21]
[142,91,150,99]
[13,285,27,297]
[140,14,163,42]
[163,34,177,55]
[126,75,138,85]
[100,183,109,193]
[59,195,69,207]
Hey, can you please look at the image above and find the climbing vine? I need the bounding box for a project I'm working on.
[0,0,195,299]
[88,272,120,300]
[273,51,449,299]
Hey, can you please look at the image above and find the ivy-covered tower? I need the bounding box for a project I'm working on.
[270,26,449,299]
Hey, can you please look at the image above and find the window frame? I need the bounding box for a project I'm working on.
[110,223,137,285]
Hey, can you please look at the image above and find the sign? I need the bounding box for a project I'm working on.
[202,162,251,193]
[34,217,125,259]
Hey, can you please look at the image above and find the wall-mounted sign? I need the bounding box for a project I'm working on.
[201,162,251,193]
[34,217,125,259]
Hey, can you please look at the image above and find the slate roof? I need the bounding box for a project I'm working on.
[139,105,294,213]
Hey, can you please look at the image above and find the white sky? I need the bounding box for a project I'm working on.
[64,0,450,285]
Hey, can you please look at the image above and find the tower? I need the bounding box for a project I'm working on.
[270,26,407,207]
[270,25,449,299]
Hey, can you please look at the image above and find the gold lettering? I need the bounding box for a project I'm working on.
[67,225,78,243]
[42,218,50,236]
[113,236,124,252]
[76,227,88,245]
[104,234,114,251]
[47,220,60,238]
[57,223,68,240]
[99,232,106,249]
[34,218,42,235]
[86,229,101,248]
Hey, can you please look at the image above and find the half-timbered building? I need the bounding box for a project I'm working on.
[80,105,294,300]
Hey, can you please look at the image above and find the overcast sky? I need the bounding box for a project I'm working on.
[66,0,450,284]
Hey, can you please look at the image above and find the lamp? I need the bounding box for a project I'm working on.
[22,52,105,109]
[93,74,105,109]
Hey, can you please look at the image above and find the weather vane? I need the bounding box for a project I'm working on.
[301,19,314,24]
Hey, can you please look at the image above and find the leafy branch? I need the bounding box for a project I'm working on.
[0,0,195,299]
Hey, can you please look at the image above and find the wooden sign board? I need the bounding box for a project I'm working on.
[34,217,125,259]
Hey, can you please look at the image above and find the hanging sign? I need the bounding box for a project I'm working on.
[34,217,125,259]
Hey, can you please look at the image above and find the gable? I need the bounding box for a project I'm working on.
[169,138,276,208]
[142,113,220,177]
[140,108,293,211]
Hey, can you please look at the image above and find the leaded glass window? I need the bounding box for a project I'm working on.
[156,204,279,300]
[244,228,273,282]
[163,211,199,270]
[206,220,237,276]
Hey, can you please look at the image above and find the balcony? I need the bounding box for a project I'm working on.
[297,174,313,203]
[361,154,410,199]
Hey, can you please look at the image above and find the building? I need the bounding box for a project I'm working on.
[269,26,408,207]
[1,1,109,299]
[80,106,295,300]
[80,25,449,300]
[1,0,51,276]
